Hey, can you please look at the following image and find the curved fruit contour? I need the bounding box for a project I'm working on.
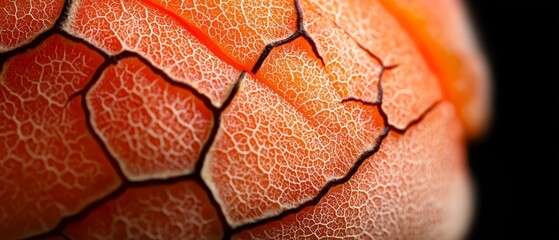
[0,0,486,239]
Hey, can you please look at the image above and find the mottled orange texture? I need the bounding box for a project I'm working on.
[202,37,386,227]
[0,0,64,52]
[0,34,121,239]
[87,57,214,181]
[148,0,298,69]
[64,181,223,239]
[378,0,491,137]
[63,0,241,106]
[0,0,487,238]
[234,103,468,239]
[304,0,442,130]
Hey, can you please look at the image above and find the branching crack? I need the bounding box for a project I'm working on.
[251,0,325,74]
[195,71,246,235]
[9,0,438,239]
[227,64,441,237]
[0,0,72,70]
[54,0,72,30]
[25,29,239,239]
[303,0,388,68]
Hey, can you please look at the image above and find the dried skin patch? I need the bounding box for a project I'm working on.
[87,57,214,181]
[0,35,121,239]
[149,0,298,69]
[202,37,385,227]
[234,103,465,239]
[306,0,442,129]
[378,0,490,137]
[63,0,241,106]
[301,2,382,103]
[0,0,64,52]
[381,67,440,130]
[306,0,409,65]
[0,0,483,239]
[64,181,223,240]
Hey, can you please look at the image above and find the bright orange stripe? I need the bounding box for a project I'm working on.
[376,0,457,102]
[140,0,249,72]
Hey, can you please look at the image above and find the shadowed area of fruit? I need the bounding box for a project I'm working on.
[0,0,488,239]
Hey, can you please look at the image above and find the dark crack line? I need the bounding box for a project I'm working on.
[304,3,386,67]
[60,30,219,112]
[26,51,127,240]
[311,10,443,135]
[225,65,388,236]
[343,64,440,134]
[250,0,325,74]
[227,64,441,237]
[54,0,72,30]
[0,0,72,70]
[5,0,428,239]
[196,71,247,236]
[26,30,240,239]
[341,64,397,111]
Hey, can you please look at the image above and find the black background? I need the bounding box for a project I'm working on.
[464,1,558,239]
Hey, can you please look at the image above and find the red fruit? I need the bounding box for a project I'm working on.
[0,0,488,239]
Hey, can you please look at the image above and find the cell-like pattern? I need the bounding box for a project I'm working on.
[306,0,442,130]
[300,2,382,103]
[148,0,298,69]
[0,34,121,239]
[64,181,224,240]
[234,103,469,239]
[387,0,490,137]
[308,0,489,135]
[0,0,485,239]
[0,0,64,52]
[63,0,241,107]
[87,57,214,181]
[202,37,386,227]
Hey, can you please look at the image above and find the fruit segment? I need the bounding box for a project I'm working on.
[380,0,490,137]
[301,2,382,103]
[87,57,214,181]
[202,36,386,227]
[234,103,466,239]
[321,0,489,137]
[0,0,64,52]
[306,0,442,130]
[63,0,241,106]
[0,34,121,239]
[147,0,298,69]
[64,181,224,240]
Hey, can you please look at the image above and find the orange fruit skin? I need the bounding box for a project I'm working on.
[0,0,487,239]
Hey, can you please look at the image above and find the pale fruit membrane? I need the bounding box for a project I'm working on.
[146,0,298,69]
[381,0,490,138]
[0,34,121,239]
[315,0,490,137]
[201,0,443,227]
[0,0,64,52]
[301,4,382,103]
[0,0,484,238]
[201,37,387,227]
[305,0,442,130]
[86,57,214,181]
[234,103,470,239]
[63,0,242,107]
[63,181,224,240]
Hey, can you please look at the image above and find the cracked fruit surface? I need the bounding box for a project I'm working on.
[0,0,488,239]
